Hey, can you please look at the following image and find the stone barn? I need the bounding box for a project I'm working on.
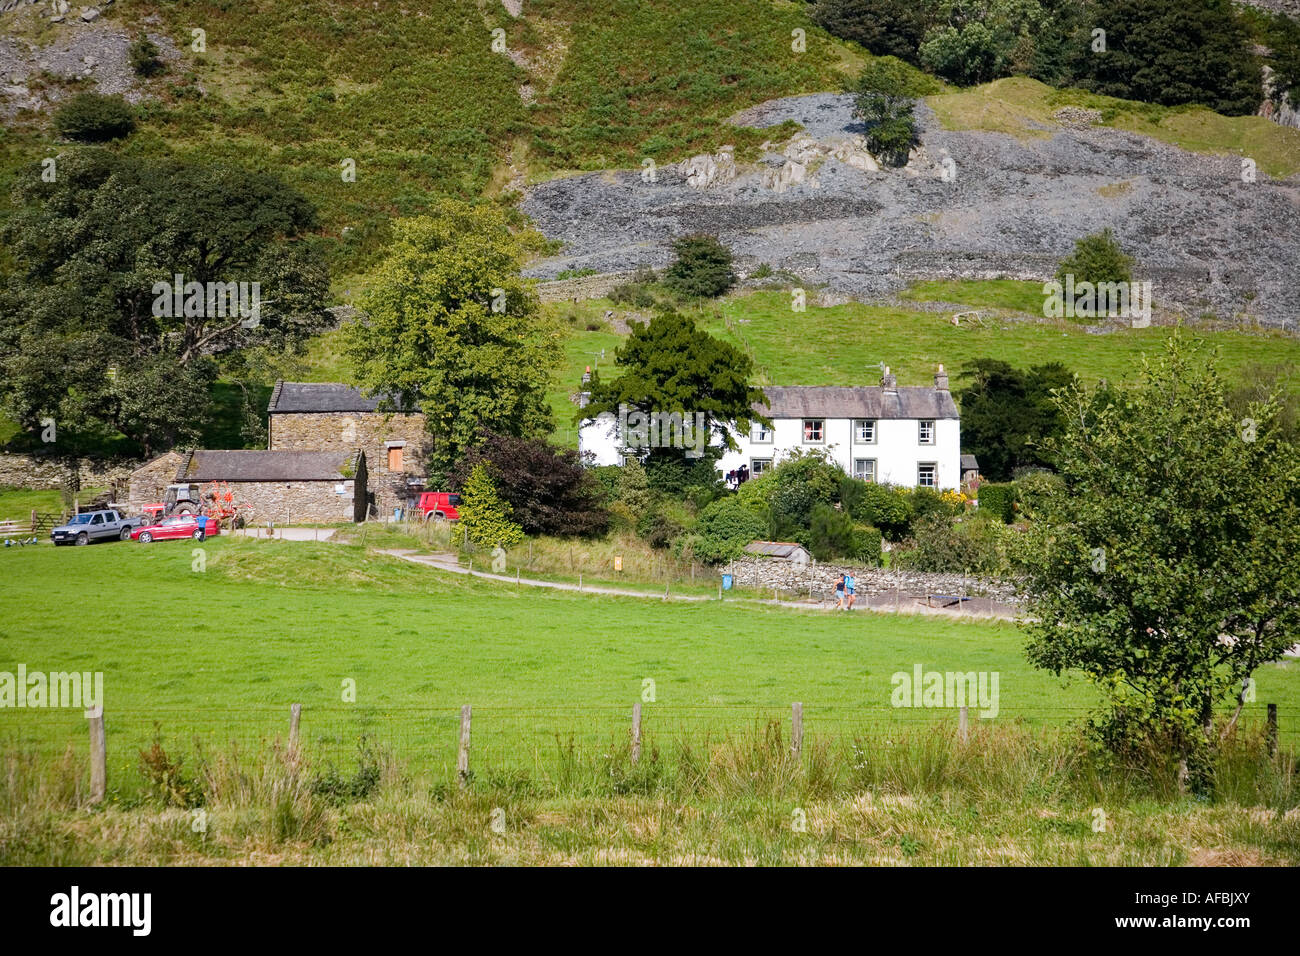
[126,450,187,512]
[177,449,368,524]
[267,382,427,514]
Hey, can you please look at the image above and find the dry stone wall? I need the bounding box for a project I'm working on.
[726,557,1022,605]
[0,452,137,497]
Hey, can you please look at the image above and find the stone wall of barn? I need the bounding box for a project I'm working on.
[126,452,186,511]
[268,411,427,514]
[226,479,360,525]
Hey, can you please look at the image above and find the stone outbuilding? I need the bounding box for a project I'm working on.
[126,451,187,512]
[267,382,427,514]
[177,448,368,524]
[744,540,812,566]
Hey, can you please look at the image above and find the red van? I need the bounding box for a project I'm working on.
[416,491,461,520]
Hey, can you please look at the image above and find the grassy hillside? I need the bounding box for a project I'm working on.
[534,285,1300,447]
[927,77,1300,178]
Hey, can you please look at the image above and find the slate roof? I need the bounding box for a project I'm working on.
[178,449,361,482]
[267,381,416,414]
[755,386,958,420]
[745,541,811,559]
[961,454,980,471]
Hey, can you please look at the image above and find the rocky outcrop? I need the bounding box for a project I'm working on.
[522,92,1300,328]
[679,146,738,189]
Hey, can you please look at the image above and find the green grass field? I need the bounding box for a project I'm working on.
[1,536,1295,796]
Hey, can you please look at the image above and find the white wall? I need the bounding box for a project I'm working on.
[582,412,961,489]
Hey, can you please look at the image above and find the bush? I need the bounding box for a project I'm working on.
[809,502,857,561]
[893,513,1007,574]
[54,93,136,142]
[663,234,735,299]
[811,0,929,62]
[130,34,165,78]
[853,523,883,565]
[845,60,921,165]
[841,478,913,540]
[692,495,768,563]
[1054,228,1134,288]
[449,432,610,537]
[975,482,1017,523]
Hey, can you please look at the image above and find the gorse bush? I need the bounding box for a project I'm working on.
[846,61,920,164]
[129,34,165,77]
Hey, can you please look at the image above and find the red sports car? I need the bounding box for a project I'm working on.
[130,514,220,543]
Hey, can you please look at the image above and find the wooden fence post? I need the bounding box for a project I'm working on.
[578,572,582,591]
[88,710,106,804]
[663,582,669,601]
[958,705,970,743]
[457,705,472,788]
[289,703,302,757]
[791,702,803,758]
[1267,703,1278,756]
[631,702,642,765]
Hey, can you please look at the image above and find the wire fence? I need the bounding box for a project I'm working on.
[3,700,1294,792]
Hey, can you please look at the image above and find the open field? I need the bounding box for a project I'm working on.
[1,537,1296,783]
[1,537,1297,865]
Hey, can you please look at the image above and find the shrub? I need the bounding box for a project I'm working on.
[894,513,1007,574]
[663,234,735,299]
[692,495,768,563]
[458,463,524,550]
[809,502,858,560]
[845,60,920,165]
[853,523,883,565]
[1054,228,1134,288]
[130,34,165,78]
[449,432,609,537]
[812,0,929,62]
[54,93,136,142]
[841,478,913,540]
[976,482,1017,523]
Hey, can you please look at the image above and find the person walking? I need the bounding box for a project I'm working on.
[844,572,856,611]
[834,573,846,610]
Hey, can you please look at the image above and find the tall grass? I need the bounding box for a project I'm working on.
[3,720,1295,865]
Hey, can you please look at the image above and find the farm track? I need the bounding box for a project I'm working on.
[376,548,1021,620]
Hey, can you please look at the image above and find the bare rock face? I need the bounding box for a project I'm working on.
[680,145,737,189]
[522,92,1300,327]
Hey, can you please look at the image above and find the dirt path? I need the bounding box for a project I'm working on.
[376,549,1020,620]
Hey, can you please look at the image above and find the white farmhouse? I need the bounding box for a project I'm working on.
[579,365,962,490]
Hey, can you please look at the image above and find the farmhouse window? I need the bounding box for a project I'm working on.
[802,419,824,443]
[854,419,876,443]
[751,458,773,476]
[918,420,935,444]
[917,462,938,488]
[751,422,773,443]
[853,458,877,482]
[387,446,403,471]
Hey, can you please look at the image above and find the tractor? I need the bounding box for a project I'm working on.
[140,482,247,528]
[141,483,203,522]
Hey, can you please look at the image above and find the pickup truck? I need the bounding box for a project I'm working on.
[50,509,145,546]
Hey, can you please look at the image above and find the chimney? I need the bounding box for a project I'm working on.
[582,365,592,386]
[880,365,897,390]
[934,363,948,391]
